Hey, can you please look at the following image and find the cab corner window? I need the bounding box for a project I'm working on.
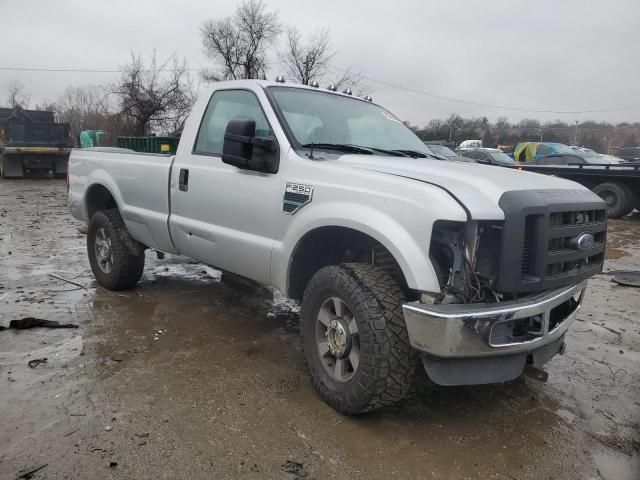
[194,90,274,156]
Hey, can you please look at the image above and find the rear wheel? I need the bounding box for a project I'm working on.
[87,209,145,290]
[593,182,632,218]
[301,263,415,414]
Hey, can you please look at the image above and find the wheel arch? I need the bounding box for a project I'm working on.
[285,222,437,302]
[85,182,120,220]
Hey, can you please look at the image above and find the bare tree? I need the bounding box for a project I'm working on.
[56,85,111,140]
[6,80,30,108]
[201,0,281,81]
[279,27,333,85]
[110,52,196,136]
[495,116,510,130]
[518,118,541,129]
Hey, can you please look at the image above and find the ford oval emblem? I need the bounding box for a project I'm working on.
[576,233,595,251]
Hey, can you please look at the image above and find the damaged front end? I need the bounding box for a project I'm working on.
[402,190,606,386]
[427,220,504,305]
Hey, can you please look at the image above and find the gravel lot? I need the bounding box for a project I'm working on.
[1,179,638,480]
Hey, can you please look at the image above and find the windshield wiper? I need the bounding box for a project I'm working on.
[391,149,446,160]
[300,143,440,160]
[301,143,373,155]
[346,145,409,157]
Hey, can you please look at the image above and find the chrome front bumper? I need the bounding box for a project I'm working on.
[402,281,587,358]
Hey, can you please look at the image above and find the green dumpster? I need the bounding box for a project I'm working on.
[116,136,179,155]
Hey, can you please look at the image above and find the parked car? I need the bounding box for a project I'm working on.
[423,139,456,149]
[535,150,619,166]
[69,79,606,414]
[423,143,471,161]
[616,147,640,163]
[512,142,575,162]
[599,154,628,164]
[569,147,627,164]
[457,139,482,150]
[459,148,517,166]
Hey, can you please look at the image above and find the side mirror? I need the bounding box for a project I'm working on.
[221,119,279,174]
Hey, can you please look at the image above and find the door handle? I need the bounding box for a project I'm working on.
[179,168,189,191]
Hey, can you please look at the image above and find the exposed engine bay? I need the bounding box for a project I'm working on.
[429,220,505,304]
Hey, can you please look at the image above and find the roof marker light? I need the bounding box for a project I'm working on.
[310,80,319,88]
[343,88,352,95]
[364,95,373,102]
[275,75,285,83]
[327,84,337,91]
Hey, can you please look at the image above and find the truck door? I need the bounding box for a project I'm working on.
[169,88,281,284]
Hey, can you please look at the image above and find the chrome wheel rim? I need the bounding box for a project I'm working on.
[315,297,360,382]
[95,227,114,274]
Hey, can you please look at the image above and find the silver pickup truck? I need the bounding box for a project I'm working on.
[69,80,607,414]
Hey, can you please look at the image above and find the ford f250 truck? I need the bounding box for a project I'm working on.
[69,80,607,414]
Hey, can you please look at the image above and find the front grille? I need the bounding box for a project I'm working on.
[521,216,535,276]
[497,190,607,293]
[549,209,606,227]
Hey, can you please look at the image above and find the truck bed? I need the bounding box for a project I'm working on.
[68,148,177,253]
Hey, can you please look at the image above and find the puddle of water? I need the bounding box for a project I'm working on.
[606,248,630,260]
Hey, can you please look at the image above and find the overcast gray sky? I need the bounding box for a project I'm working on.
[1,0,638,126]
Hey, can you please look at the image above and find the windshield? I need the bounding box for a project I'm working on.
[269,87,433,156]
[489,151,516,164]
[551,144,575,154]
[427,145,457,157]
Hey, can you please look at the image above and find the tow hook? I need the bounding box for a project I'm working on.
[524,364,549,383]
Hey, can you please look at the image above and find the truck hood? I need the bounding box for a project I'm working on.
[335,155,591,220]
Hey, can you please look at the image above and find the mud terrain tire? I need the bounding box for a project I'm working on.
[301,263,415,414]
[87,209,145,290]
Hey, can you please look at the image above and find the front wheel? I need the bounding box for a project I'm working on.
[87,209,145,290]
[301,263,416,414]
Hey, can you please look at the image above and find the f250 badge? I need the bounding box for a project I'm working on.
[283,183,313,215]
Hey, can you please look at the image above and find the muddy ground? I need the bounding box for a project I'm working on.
[0,179,638,480]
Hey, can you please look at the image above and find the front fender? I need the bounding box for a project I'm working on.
[272,198,462,295]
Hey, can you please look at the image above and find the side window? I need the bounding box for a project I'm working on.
[194,90,274,155]
[536,144,552,156]
[462,150,478,160]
